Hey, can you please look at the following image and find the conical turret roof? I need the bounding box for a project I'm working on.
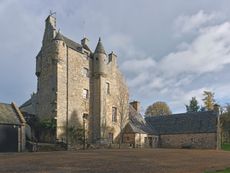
[94,37,106,54]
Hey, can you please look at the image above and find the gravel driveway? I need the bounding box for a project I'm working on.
[0,149,230,173]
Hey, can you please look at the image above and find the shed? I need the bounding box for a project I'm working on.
[0,102,26,152]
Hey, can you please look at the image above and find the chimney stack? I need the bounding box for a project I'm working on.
[81,37,89,47]
[130,101,140,113]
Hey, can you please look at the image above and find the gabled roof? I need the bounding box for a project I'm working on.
[53,32,93,54]
[20,94,37,115]
[145,111,217,135]
[20,98,35,115]
[63,35,82,52]
[0,102,25,125]
[125,105,157,135]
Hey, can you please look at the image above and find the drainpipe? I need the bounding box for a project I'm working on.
[66,47,69,149]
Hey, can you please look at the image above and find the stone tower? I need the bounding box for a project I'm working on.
[91,38,108,143]
[35,15,129,145]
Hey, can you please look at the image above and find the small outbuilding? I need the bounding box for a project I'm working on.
[123,102,158,148]
[146,111,217,149]
[0,102,26,152]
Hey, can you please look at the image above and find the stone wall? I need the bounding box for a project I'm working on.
[123,133,158,148]
[36,15,58,124]
[160,133,217,149]
[35,15,129,145]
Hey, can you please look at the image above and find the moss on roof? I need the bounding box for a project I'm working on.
[0,103,21,125]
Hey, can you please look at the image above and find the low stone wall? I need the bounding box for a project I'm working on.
[160,133,216,149]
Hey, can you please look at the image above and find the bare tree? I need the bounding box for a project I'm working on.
[116,77,129,148]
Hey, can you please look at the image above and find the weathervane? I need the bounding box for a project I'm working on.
[49,10,56,16]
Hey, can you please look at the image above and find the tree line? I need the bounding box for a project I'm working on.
[145,90,227,117]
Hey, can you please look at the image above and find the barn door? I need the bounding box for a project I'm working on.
[0,125,18,152]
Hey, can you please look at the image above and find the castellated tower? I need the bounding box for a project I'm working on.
[35,15,129,145]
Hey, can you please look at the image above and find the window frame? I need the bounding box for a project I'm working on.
[112,107,117,122]
[82,89,89,99]
[106,82,110,94]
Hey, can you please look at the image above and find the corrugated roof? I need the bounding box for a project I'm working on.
[0,103,21,125]
[145,111,217,135]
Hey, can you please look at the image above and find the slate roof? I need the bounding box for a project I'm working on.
[61,35,82,52]
[20,93,37,115]
[20,98,35,115]
[145,111,217,135]
[54,31,64,41]
[125,105,157,135]
[94,38,106,54]
[0,103,25,125]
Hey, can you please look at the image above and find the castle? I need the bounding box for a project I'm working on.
[19,15,218,149]
[22,14,129,145]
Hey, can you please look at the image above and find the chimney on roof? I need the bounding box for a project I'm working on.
[108,51,117,65]
[130,101,140,113]
[81,37,89,47]
[213,104,220,114]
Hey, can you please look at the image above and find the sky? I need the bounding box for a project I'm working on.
[1,0,230,113]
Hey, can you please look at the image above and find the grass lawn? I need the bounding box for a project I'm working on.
[222,143,230,151]
[205,168,230,173]
[204,144,230,173]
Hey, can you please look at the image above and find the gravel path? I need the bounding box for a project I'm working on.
[0,149,230,173]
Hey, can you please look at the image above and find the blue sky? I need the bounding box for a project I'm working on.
[1,0,230,113]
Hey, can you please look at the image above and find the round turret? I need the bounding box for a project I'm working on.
[93,38,107,76]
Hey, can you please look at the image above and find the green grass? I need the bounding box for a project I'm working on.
[204,144,230,173]
[205,168,230,173]
[222,143,230,151]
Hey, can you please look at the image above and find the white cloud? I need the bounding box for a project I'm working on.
[174,10,223,34]
[1,1,230,114]
[121,57,156,73]
[160,22,230,77]
[124,12,230,113]
[127,72,150,88]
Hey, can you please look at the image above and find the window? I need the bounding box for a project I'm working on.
[108,133,113,143]
[144,137,148,144]
[83,113,88,120]
[112,107,117,122]
[82,67,89,77]
[83,89,89,99]
[106,82,110,94]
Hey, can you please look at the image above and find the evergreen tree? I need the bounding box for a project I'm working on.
[186,97,200,112]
